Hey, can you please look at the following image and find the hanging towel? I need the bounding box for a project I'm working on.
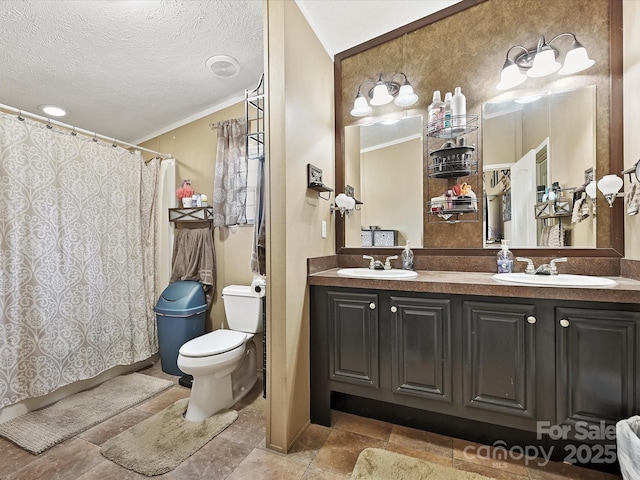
[170,227,216,306]
[539,225,552,247]
[250,155,266,276]
[626,181,639,216]
[571,197,586,223]
[548,223,566,248]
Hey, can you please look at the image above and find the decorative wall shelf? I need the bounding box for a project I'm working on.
[169,207,214,223]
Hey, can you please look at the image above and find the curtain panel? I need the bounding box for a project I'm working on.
[211,118,248,227]
[0,113,159,408]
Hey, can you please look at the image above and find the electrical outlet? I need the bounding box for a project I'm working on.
[321,220,327,238]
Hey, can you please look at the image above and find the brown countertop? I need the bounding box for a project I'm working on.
[308,269,640,304]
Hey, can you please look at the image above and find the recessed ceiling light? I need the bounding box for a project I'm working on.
[38,104,68,117]
[205,55,240,78]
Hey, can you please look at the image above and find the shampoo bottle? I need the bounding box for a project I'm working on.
[452,86,466,130]
[402,242,414,271]
[443,92,452,129]
[497,240,513,274]
[427,90,444,133]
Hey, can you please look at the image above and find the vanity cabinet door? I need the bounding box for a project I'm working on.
[555,307,640,439]
[328,291,379,388]
[462,301,538,429]
[389,296,452,403]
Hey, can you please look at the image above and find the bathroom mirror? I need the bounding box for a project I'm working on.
[482,85,597,248]
[335,0,622,256]
[344,115,423,248]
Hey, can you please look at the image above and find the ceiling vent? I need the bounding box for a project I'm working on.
[205,55,240,78]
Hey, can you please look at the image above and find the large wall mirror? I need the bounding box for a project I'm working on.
[482,85,596,248]
[335,0,622,256]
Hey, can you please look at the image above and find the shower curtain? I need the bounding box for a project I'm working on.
[0,113,159,408]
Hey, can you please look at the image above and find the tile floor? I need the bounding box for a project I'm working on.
[0,362,623,480]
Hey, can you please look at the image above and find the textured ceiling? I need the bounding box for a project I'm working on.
[0,0,457,145]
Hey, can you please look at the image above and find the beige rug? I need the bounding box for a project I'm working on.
[351,448,494,480]
[0,372,173,455]
[101,398,237,476]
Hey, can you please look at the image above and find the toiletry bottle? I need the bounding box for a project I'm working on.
[443,92,452,129]
[402,242,414,270]
[452,87,466,130]
[497,240,513,274]
[428,90,444,133]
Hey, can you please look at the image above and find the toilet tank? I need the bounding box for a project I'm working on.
[222,285,263,333]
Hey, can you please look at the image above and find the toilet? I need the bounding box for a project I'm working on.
[177,284,263,422]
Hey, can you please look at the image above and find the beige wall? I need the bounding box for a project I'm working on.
[264,0,334,452]
[141,102,263,363]
[360,138,423,247]
[624,0,640,260]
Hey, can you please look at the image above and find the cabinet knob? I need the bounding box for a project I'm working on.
[527,316,536,324]
[560,319,570,328]
[390,305,397,313]
[369,302,376,310]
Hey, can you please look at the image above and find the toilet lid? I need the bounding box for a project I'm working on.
[179,330,247,357]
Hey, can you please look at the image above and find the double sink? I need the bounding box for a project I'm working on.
[336,268,617,288]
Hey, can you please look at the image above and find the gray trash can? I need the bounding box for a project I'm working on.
[154,281,207,379]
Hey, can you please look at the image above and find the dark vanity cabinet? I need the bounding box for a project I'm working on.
[555,307,640,439]
[310,285,640,466]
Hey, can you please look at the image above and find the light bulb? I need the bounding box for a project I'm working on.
[527,48,561,78]
[350,93,372,117]
[394,84,418,107]
[496,62,527,90]
[370,83,393,106]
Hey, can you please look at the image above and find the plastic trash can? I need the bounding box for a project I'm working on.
[154,281,207,380]
[617,416,640,479]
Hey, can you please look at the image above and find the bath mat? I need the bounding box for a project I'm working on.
[351,448,493,480]
[0,372,173,455]
[100,398,237,476]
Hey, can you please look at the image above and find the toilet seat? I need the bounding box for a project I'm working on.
[179,330,247,358]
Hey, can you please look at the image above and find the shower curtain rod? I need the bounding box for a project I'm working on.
[0,103,172,159]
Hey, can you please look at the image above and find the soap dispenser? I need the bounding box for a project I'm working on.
[402,242,414,271]
[497,240,513,274]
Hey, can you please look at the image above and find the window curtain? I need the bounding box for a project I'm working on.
[211,118,248,227]
[0,113,159,408]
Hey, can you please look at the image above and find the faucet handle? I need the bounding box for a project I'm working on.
[516,257,535,275]
[363,255,375,269]
[384,255,398,270]
[549,257,567,275]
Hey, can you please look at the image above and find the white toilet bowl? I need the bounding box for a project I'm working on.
[177,329,257,422]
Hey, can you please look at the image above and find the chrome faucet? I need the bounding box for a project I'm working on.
[516,257,567,275]
[363,255,398,270]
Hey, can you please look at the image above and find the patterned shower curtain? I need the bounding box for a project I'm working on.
[0,113,160,408]
[211,118,247,227]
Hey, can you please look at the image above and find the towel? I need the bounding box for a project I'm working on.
[250,155,266,276]
[626,181,639,216]
[548,223,566,248]
[170,227,216,306]
[571,196,587,223]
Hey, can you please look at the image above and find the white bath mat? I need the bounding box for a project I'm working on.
[0,372,173,454]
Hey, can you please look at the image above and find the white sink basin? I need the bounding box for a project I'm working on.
[337,268,418,280]
[493,272,617,288]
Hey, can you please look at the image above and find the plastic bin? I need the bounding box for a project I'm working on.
[154,281,207,377]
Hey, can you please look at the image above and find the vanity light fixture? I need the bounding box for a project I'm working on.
[350,72,419,117]
[496,32,595,90]
[331,193,356,217]
[597,174,624,208]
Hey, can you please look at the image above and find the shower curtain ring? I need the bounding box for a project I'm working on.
[71,127,77,136]
[93,133,98,143]
[46,119,53,129]
[17,110,25,121]
[112,138,117,148]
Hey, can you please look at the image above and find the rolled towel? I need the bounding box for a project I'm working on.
[571,197,584,223]
[626,181,639,216]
